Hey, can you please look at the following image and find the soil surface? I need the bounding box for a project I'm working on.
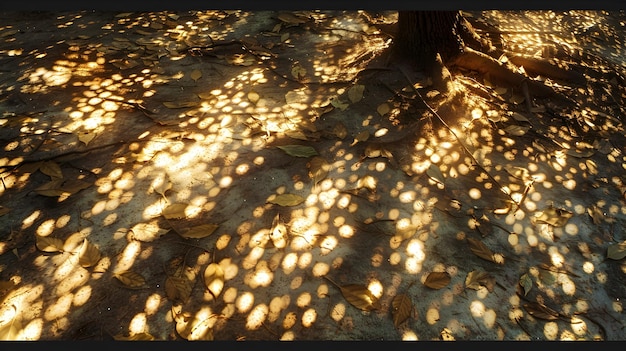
[0,10,625,341]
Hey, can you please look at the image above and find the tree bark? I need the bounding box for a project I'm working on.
[394,11,464,69]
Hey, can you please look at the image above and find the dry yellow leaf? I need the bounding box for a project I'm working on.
[377,103,390,116]
[269,213,288,249]
[77,132,96,146]
[129,222,169,242]
[268,193,305,207]
[424,271,451,289]
[190,69,202,82]
[204,263,225,299]
[35,236,64,253]
[39,161,63,179]
[307,156,331,185]
[179,224,219,239]
[391,294,413,327]
[77,239,101,268]
[161,203,189,219]
[347,84,365,104]
[165,275,193,303]
[350,130,370,146]
[114,271,147,289]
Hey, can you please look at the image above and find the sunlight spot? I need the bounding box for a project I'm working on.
[337,195,351,209]
[426,308,440,325]
[282,253,298,274]
[298,252,313,268]
[543,321,559,340]
[582,261,594,274]
[368,280,383,298]
[282,311,298,330]
[389,252,401,266]
[559,275,576,296]
[406,239,425,260]
[549,248,565,267]
[301,308,317,328]
[564,223,578,236]
[145,294,162,315]
[280,331,295,341]
[319,236,338,256]
[296,292,312,308]
[468,188,481,199]
[129,313,147,335]
[44,293,73,321]
[330,303,346,322]
[401,330,418,340]
[20,318,43,340]
[36,219,56,237]
[246,304,268,330]
[405,257,422,274]
[236,292,255,314]
[470,300,485,317]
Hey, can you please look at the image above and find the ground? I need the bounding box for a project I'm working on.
[0,10,625,341]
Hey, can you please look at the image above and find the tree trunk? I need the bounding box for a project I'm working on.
[394,11,464,69]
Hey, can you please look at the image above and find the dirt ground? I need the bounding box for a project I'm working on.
[0,10,625,341]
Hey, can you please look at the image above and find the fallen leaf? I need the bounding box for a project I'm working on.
[377,103,390,116]
[276,145,318,158]
[523,302,560,321]
[391,294,413,327]
[467,237,504,264]
[114,271,147,289]
[347,84,365,104]
[291,65,306,80]
[190,69,202,82]
[426,164,445,185]
[162,101,199,109]
[0,304,22,340]
[356,175,377,192]
[307,156,331,185]
[165,275,193,303]
[129,222,169,242]
[465,270,495,292]
[350,130,369,146]
[172,306,215,341]
[35,236,64,253]
[330,97,349,111]
[77,239,101,268]
[161,203,189,219]
[424,271,451,289]
[204,263,225,299]
[269,213,288,249]
[607,240,626,260]
[77,132,96,146]
[39,161,63,179]
[503,124,530,136]
[519,273,533,296]
[339,284,380,311]
[268,193,305,207]
[248,91,260,105]
[179,224,219,239]
[531,206,573,227]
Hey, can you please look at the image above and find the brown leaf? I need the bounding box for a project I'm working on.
[161,203,189,219]
[523,301,560,321]
[34,179,66,197]
[391,294,413,327]
[0,206,10,217]
[165,275,193,303]
[424,271,451,289]
[190,69,202,82]
[269,213,288,249]
[114,271,147,289]
[203,263,225,299]
[532,206,573,227]
[339,284,381,311]
[519,273,533,296]
[331,122,347,139]
[347,84,365,104]
[113,332,156,341]
[465,270,495,292]
[172,306,215,341]
[129,222,169,242]
[268,193,305,207]
[467,237,503,264]
[39,161,63,179]
[77,239,101,268]
[307,156,331,185]
[607,240,626,260]
[35,236,64,253]
[60,179,92,195]
[179,224,219,239]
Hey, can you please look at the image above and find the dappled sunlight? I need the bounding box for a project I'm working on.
[0,9,624,341]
